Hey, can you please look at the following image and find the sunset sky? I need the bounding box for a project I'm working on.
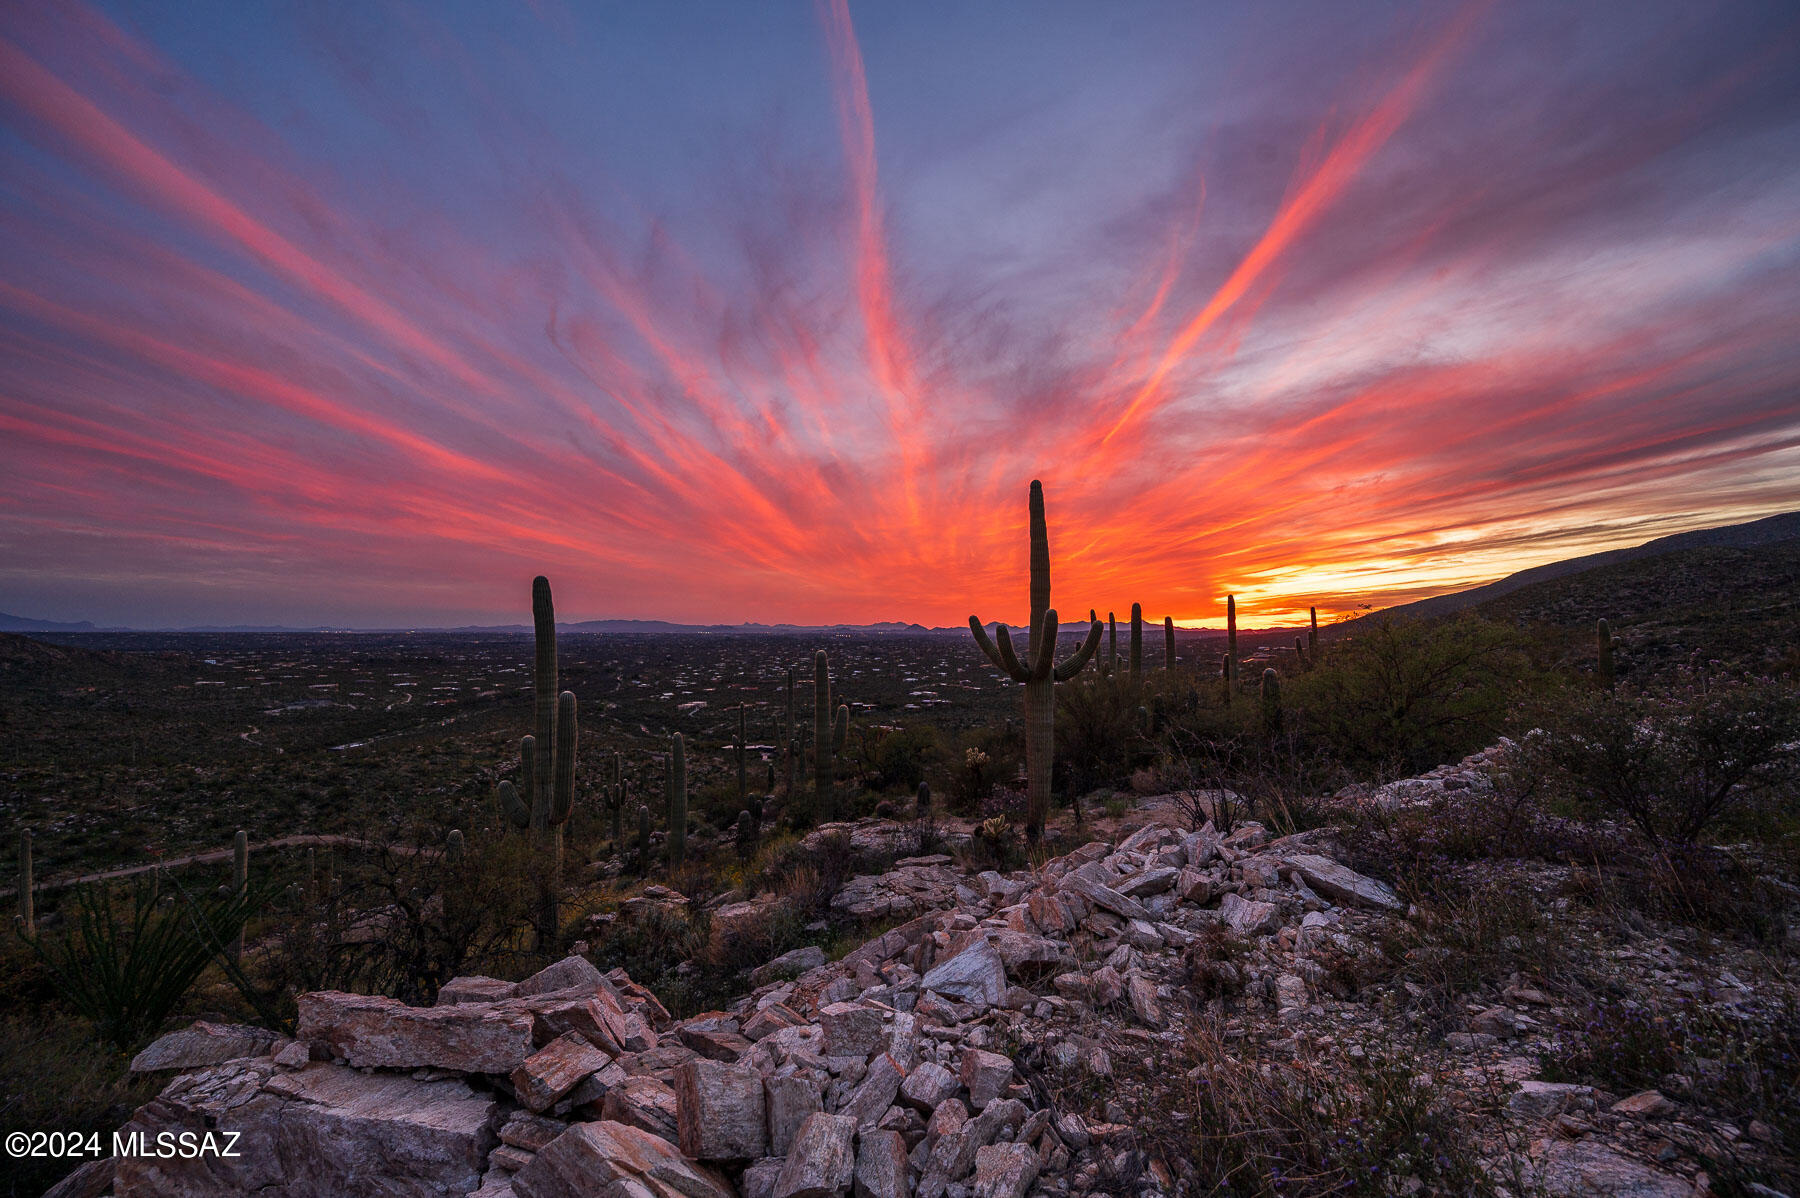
[3,2,1798,629]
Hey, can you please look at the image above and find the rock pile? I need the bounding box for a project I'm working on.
[81,771,1746,1198]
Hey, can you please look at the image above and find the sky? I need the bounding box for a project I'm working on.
[2,2,1798,630]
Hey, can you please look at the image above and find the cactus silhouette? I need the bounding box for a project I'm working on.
[917,780,931,821]
[1164,616,1176,670]
[1261,668,1283,739]
[1227,595,1239,682]
[1309,606,1319,659]
[1221,656,1232,706]
[1130,603,1143,682]
[445,829,465,863]
[666,734,687,867]
[968,480,1104,842]
[735,810,757,861]
[1597,618,1617,690]
[812,652,849,822]
[1108,612,1117,676]
[531,576,557,825]
[636,803,651,874]
[1294,636,1306,669]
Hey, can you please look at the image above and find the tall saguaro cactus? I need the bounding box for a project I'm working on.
[1129,604,1143,682]
[1309,606,1319,658]
[969,480,1104,842]
[1261,668,1283,739]
[812,652,848,822]
[1164,616,1176,670]
[1226,595,1239,682]
[667,734,687,867]
[1597,618,1617,691]
[531,576,558,823]
[1108,612,1117,676]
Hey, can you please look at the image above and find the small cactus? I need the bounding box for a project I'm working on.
[667,734,687,867]
[1261,668,1282,738]
[18,828,33,936]
[1294,636,1306,670]
[1130,603,1144,682]
[916,780,931,821]
[1165,615,1176,670]
[445,829,465,863]
[735,810,758,861]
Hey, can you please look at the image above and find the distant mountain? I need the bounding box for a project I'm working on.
[1377,510,1800,621]
[0,611,100,632]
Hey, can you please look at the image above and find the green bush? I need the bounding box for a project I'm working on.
[871,723,942,792]
[1516,670,1800,845]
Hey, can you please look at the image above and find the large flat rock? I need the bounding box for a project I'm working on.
[297,991,537,1073]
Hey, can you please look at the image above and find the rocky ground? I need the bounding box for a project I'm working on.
[46,749,1799,1198]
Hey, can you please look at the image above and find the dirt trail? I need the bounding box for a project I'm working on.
[31,834,424,893]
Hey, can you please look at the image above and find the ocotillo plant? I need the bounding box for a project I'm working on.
[1130,603,1143,682]
[636,804,651,874]
[1261,668,1283,739]
[1598,618,1617,691]
[18,828,32,935]
[1165,616,1176,670]
[1227,595,1239,681]
[229,829,248,964]
[968,479,1103,842]
[666,734,687,867]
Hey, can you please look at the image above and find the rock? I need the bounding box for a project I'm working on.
[921,937,1007,1008]
[1176,869,1212,905]
[751,945,829,987]
[986,930,1064,977]
[296,991,537,1073]
[1530,1140,1691,1198]
[40,1157,112,1198]
[959,1049,1013,1110]
[436,975,519,1005]
[743,1158,785,1198]
[676,1058,768,1160]
[601,1075,681,1144]
[272,1040,310,1068]
[766,1073,825,1155]
[901,1060,960,1110]
[820,1002,889,1058]
[972,1143,1039,1198]
[517,955,607,997]
[1469,1006,1519,1038]
[1612,1090,1676,1119]
[842,1052,908,1128]
[775,1112,859,1198]
[114,1060,497,1198]
[1060,868,1152,922]
[129,1022,283,1072]
[1126,974,1164,1027]
[1509,1080,1595,1121]
[513,1120,734,1198]
[512,1032,612,1113]
[744,1003,809,1041]
[501,1112,569,1152]
[1280,854,1403,912]
[854,1127,910,1198]
[1220,893,1281,937]
[1117,866,1179,897]
[680,1025,754,1062]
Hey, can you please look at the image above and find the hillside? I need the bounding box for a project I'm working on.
[1382,509,1800,621]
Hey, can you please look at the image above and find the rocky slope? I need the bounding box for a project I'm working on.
[49,754,1797,1198]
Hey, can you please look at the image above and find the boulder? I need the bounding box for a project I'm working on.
[765,1073,825,1156]
[296,991,536,1073]
[774,1112,858,1198]
[516,956,607,997]
[958,1049,1013,1110]
[114,1060,497,1198]
[750,945,828,987]
[512,1033,611,1113]
[986,930,1064,977]
[853,1127,910,1198]
[129,1022,282,1073]
[1529,1140,1691,1198]
[675,1058,768,1161]
[1220,892,1281,937]
[972,1142,1039,1198]
[512,1120,734,1198]
[921,937,1006,1008]
[840,1051,908,1128]
[900,1060,960,1111]
[601,1075,681,1144]
[436,976,518,1005]
[819,1002,888,1058]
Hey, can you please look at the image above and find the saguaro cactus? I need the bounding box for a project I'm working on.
[636,803,651,873]
[1597,618,1617,691]
[445,829,465,863]
[1221,657,1232,706]
[735,810,758,861]
[812,652,848,822]
[1165,616,1176,670]
[18,828,33,935]
[1261,668,1283,739]
[1294,637,1307,670]
[1226,595,1239,682]
[1129,603,1143,682]
[969,480,1104,842]
[531,576,558,820]
[666,734,687,867]
[1108,612,1117,676]
[1309,606,1319,658]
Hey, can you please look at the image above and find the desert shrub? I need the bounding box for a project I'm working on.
[1288,615,1535,778]
[23,873,268,1051]
[1515,670,1800,845]
[1056,671,1152,799]
[871,723,942,792]
[943,725,1020,816]
[0,1013,158,1198]
[1372,879,1569,1011]
[1564,841,1796,943]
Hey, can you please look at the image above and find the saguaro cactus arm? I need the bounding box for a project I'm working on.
[1053,617,1103,681]
[970,619,1031,684]
[551,691,577,825]
[498,780,532,829]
